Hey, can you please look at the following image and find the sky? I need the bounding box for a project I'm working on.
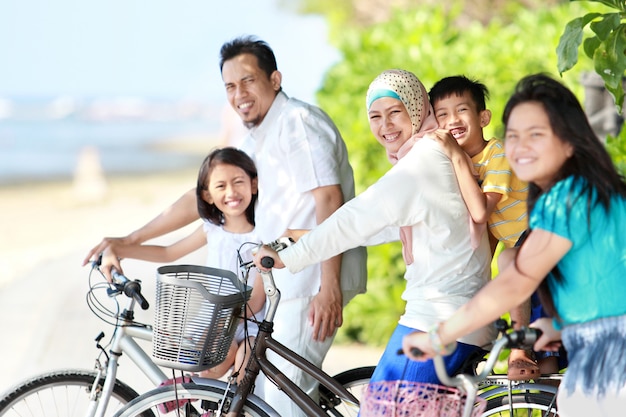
[0,0,340,104]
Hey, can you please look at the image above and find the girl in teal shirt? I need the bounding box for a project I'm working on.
[403,73,626,417]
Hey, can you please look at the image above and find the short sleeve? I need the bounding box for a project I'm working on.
[282,105,343,193]
[480,140,513,197]
[529,177,590,244]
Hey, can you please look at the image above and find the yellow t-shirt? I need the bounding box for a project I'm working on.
[472,138,528,248]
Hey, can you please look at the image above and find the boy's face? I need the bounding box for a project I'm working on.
[433,91,491,153]
[368,97,413,156]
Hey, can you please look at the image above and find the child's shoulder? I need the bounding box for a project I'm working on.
[485,137,504,148]
[471,137,503,162]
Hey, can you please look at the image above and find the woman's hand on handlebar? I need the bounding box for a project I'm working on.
[253,245,285,272]
[402,331,436,361]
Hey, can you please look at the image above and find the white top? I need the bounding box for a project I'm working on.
[203,221,259,287]
[203,221,263,338]
[280,138,496,347]
[239,91,367,299]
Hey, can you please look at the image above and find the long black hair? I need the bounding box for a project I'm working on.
[196,147,257,226]
[503,74,626,316]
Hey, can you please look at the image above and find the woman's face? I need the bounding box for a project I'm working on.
[505,101,573,189]
[368,97,413,156]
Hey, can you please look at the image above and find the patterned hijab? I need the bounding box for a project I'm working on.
[366,69,439,164]
[366,69,439,265]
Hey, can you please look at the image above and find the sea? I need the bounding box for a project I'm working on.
[0,99,223,186]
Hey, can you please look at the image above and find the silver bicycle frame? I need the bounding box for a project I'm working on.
[89,298,169,417]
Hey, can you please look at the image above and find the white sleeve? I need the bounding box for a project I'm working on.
[280,138,448,272]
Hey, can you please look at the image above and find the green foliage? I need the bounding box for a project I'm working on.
[607,128,626,176]
[321,2,594,346]
[557,0,626,111]
[335,242,406,346]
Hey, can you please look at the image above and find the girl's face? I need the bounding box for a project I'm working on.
[505,101,573,190]
[368,97,413,156]
[204,162,257,219]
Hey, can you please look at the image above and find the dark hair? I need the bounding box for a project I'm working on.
[503,73,626,316]
[428,75,489,112]
[219,35,278,81]
[196,147,258,226]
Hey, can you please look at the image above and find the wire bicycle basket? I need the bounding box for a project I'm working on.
[360,380,486,417]
[152,264,251,372]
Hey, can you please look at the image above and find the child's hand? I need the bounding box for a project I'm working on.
[530,317,562,352]
[253,245,284,271]
[427,129,465,159]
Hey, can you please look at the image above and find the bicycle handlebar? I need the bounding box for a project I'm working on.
[110,269,150,310]
[399,326,544,389]
[91,254,150,310]
[438,327,543,388]
[241,237,294,271]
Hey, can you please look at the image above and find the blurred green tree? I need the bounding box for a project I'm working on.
[307,1,597,346]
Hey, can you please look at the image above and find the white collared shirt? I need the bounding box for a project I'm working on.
[239,91,367,299]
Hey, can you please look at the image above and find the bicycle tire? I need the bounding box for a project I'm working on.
[0,369,144,417]
[320,366,374,417]
[112,382,277,417]
[481,392,559,416]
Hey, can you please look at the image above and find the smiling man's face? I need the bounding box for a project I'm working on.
[222,53,281,128]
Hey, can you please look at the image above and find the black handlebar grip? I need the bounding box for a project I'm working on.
[123,281,150,310]
[530,328,543,342]
[261,256,274,269]
[112,270,150,310]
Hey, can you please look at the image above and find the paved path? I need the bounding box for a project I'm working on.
[0,247,382,396]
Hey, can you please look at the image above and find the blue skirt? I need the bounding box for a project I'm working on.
[561,314,626,398]
[370,324,486,384]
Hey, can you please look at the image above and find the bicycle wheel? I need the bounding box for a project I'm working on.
[0,369,142,417]
[481,392,559,416]
[320,366,374,417]
[112,382,276,417]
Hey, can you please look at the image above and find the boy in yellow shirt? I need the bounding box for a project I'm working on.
[428,75,540,380]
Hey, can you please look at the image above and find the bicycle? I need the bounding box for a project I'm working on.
[108,239,372,417]
[437,325,561,416]
[0,245,369,417]
[0,261,170,417]
[358,323,561,416]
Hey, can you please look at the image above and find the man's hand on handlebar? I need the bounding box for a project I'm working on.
[252,245,285,271]
[83,236,134,266]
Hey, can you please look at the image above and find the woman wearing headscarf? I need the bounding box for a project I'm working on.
[254,69,495,385]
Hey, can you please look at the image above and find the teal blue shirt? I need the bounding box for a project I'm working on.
[530,176,626,329]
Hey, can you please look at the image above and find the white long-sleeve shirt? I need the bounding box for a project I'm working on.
[280,137,496,347]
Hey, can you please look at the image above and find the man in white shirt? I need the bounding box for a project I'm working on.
[84,35,366,417]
